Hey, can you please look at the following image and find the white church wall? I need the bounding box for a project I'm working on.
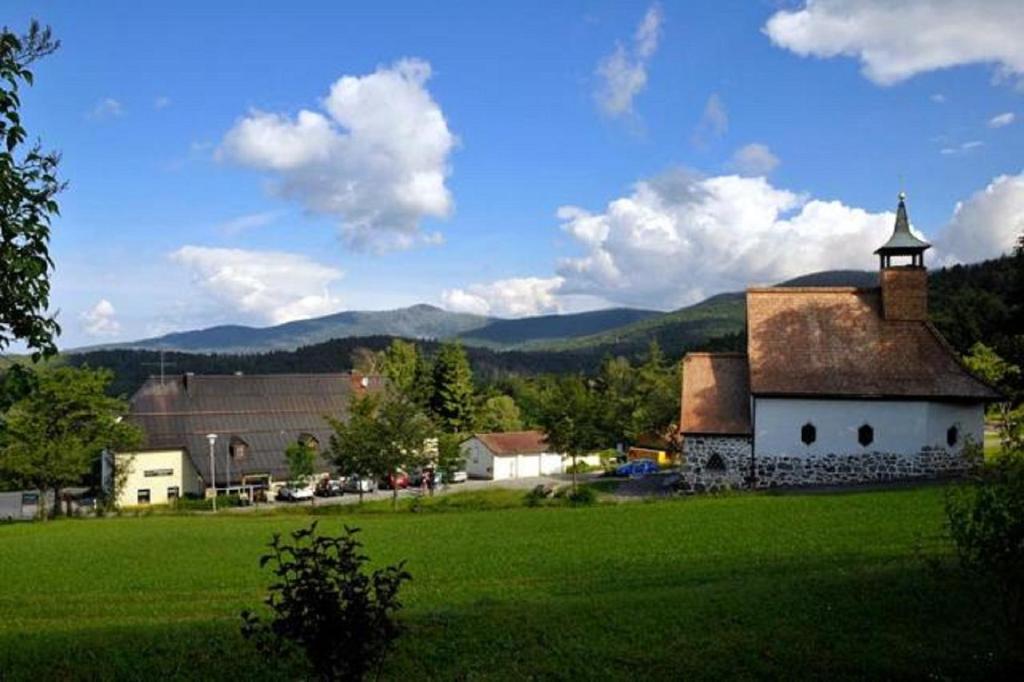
[753,398,982,457]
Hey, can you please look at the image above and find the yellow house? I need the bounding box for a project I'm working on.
[112,448,202,507]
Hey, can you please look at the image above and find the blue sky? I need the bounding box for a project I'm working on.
[6,0,1024,347]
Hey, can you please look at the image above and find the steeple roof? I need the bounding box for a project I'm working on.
[874,192,931,255]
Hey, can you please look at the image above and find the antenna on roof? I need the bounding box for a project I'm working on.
[141,350,177,386]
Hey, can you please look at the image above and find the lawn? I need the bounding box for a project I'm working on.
[0,485,1017,680]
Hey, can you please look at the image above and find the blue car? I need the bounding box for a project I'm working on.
[615,458,659,477]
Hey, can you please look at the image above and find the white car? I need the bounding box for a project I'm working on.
[276,485,314,502]
[343,476,377,493]
[445,470,468,484]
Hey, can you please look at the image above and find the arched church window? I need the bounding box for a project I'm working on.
[857,424,874,447]
[706,453,726,471]
[801,422,817,446]
[947,426,959,447]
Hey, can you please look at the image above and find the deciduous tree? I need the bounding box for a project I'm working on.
[0,22,63,359]
[0,366,140,518]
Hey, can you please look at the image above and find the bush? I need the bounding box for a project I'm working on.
[565,461,596,474]
[945,451,1024,637]
[173,494,246,511]
[241,522,411,682]
[567,485,597,506]
[524,484,554,507]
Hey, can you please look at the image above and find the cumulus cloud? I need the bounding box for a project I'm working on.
[553,170,897,306]
[218,59,456,252]
[988,112,1016,128]
[594,4,663,118]
[764,0,1024,86]
[441,277,564,317]
[80,299,121,337]
[170,246,344,324]
[691,93,728,147]
[89,98,123,120]
[935,172,1024,265]
[729,143,780,176]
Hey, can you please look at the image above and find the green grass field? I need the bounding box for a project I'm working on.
[0,485,1017,680]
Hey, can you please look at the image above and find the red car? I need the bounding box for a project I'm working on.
[379,471,410,490]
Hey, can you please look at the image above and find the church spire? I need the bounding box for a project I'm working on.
[874,191,930,268]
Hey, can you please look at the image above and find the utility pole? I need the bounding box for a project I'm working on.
[207,433,218,512]
[142,350,177,385]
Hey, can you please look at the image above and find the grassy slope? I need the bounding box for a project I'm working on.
[0,486,1016,680]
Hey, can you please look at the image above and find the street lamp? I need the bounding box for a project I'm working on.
[206,433,218,512]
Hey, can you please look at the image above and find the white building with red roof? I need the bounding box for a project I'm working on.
[679,194,1001,491]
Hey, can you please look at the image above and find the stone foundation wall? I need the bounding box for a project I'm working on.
[679,436,752,493]
[680,436,977,492]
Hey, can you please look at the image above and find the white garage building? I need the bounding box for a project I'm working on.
[463,431,596,480]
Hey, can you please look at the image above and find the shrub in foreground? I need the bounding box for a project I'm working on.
[241,522,411,681]
[945,451,1024,639]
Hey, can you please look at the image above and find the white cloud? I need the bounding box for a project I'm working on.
[441,277,564,317]
[764,0,1024,86]
[594,4,663,118]
[930,93,947,103]
[154,96,172,110]
[217,210,284,236]
[939,140,984,156]
[218,59,456,252]
[80,299,121,337]
[935,172,1024,264]
[692,93,728,147]
[988,112,1016,128]
[553,170,896,307]
[89,98,123,120]
[170,246,344,324]
[729,143,780,176]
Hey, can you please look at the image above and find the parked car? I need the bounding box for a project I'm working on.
[343,476,377,494]
[443,469,468,484]
[615,458,659,477]
[379,471,410,490]
[315,479,344,498]
[276,485,314,502]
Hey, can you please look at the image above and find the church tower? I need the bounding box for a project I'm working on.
[875,192,930,321]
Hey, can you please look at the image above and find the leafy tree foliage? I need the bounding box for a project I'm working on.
[379,339,419,395]
[0,22,62,359]
[429,341,475,432]
[475,394,523,433]
[241,522,411,682]
[328,390,435,507]
[946,449,1024,641]
[285,439,317,485]
[0,366,140,517]
[537,375,605,493]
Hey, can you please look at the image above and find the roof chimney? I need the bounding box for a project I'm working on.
[875,192,929,321]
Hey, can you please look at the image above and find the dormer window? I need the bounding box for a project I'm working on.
[857,424,874,447]
[299,433,320,452]
[947,426,959,447]
[801,423,817,446]
[229,436,249,460]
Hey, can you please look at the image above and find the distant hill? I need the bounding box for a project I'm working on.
[74,304,491,354]
[71,304,663,355]
[457,308,660,348]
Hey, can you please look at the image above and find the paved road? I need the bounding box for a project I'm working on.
[234,473,606,512]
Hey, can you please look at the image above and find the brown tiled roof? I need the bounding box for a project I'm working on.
[127,373,378,482]
[473,431,551,456]
[681,353,752,435]
[746,287,1000,400]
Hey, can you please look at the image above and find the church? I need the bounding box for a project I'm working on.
[679,194,1001,490]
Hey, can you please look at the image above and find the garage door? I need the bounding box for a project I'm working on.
[515,455,541,478]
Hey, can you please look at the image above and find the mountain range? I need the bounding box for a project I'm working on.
[71,270,880,355]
